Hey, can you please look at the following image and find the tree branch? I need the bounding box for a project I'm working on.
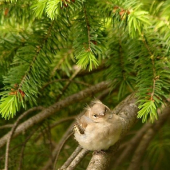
[18,127,40,170]
[53,132,74,170]
[0,124,13,129]
[0,81,109,149]
[66,149,89,170]
[56,67,81,101]
[4,106,44,170]
[40,123,74,170]
[59,146,82,170]
[61,64,108,79]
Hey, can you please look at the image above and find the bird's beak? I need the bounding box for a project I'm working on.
[108,113,113,119]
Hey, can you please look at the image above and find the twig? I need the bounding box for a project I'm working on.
[51,116,76,128]
[35,116,76,142]
[59,146,82,170]
[40,123,75,170]
[56,67,81,101]
[47,121,53,167]
[53,132,73,170]
[0,81,109,149]
[18,127,40,170]
[4,106,44,170]
[0,124,13,129]
[66,149,89,170]
[42,79,90,90]
[127,106,170,170]
[97,89,110,100]
[42,110,86,170]
[61,64,108,79]
[113,122,153,168]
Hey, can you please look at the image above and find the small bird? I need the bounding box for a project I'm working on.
[74,100,122,151]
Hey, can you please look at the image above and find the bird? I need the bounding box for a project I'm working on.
[73,100,122,151]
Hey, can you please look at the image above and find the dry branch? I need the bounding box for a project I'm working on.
[0,125,13,129]
[40,124,74,170]
[4,106,44,170]
[59,146,82,170]
[53,132,74,170]
[66,149,89,170]
[18,127,40,170]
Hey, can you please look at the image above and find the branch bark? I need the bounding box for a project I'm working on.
[0,81,109,149]
[59,146,82,170]
[66,149,89,170]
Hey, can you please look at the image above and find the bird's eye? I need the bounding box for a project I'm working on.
[93,114,97,118]
[104,108,107,113]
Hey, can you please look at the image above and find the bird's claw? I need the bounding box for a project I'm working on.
[73,124,81,135]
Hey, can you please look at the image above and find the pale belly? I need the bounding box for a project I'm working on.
[74,122,121,151]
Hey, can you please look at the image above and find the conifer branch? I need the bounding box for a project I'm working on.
[18,21,55,90]
[118,34,126,82]
[61,64,108,79]
[51,52,71,77]
[83,4,91,52]
[142,35,157,101]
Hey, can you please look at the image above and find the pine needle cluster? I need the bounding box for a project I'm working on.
[0,0,170,123]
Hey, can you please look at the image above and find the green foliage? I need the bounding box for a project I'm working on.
[147,124,170,169]
[137,100,158,123]
[1,0,170,170]
[73,1,105,70]
[0,0,170,123]
[31,0,61,19]
[106,29,135,99]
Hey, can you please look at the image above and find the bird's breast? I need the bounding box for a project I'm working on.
[74,121,122,151]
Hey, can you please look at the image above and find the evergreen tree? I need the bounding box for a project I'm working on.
[0,0,170,169]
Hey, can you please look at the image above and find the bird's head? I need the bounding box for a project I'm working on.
[84,100,113,123]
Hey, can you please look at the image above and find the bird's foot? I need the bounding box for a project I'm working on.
[73,124,81,135]
[93,150,107,155]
